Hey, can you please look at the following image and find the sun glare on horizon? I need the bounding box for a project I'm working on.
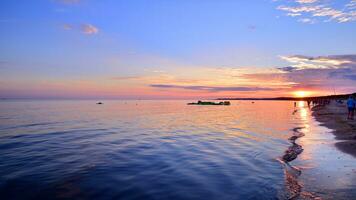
[293,91,313,98]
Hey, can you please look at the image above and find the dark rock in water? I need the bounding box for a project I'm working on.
[293,144,303,154]
[282,126,306,163]
[188,100,230,106]
[283,150,298,162]
[222,101,231,105]
[96,102,103,105]
[283,144,304,162]
[288,135,299,141]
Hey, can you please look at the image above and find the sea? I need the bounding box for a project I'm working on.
[0,100,355,200]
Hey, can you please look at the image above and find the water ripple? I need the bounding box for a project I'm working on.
[0,100,305,199]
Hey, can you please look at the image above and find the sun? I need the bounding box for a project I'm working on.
[293,91,312,98]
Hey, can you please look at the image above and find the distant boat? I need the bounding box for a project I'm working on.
[96,102,103,105]
[188,101,230,106]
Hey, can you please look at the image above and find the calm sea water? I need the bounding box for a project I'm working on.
[0,100,354,199]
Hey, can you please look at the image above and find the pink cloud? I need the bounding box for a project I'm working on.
[81,24,99,35]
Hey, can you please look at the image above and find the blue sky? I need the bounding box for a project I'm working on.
[0,0,355,99]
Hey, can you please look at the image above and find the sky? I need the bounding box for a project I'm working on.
[0,0,355,99]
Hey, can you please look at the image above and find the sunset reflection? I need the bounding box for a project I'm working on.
[1,0,356,199]
[298,101,308,121]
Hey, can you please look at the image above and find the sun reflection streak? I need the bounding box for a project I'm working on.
[298,101,308,122]
[296,101,312,161]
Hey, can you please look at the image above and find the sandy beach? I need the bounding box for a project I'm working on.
[312,101,356,157]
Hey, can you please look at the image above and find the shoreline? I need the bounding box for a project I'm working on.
[311,101,356,157]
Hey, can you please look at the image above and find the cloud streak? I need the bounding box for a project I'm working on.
[296,0,318,3]
[279,55,356,70]
[150,84,279,92]
[130,54,356,96]
[276,0,356,23]
[81,24,99,35]
[61,23,99,35]
[56,0,81,4]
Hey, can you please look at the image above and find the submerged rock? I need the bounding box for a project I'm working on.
[283,144,304,162]
[288,135,299,141]
[283,150,298,162]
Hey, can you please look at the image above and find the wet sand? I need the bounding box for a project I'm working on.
[312,101,356,157]
[283,101,356,199]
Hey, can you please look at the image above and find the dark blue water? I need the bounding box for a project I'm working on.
[0,100,306,199]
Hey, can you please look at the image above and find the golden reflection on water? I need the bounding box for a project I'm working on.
[296,101,313,161]
[298,101,308,121]
[298,101,310,135]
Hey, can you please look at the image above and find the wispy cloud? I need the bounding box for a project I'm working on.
[279,55,355,70]
[150,84,278,92]
[61,23,99,35]
[277,66,298,72]
[81,24,99,35]
[346,0,356,9]
[123,52,356,96]
[298,18,316,24]
[106,53,355,97]
[273,54,355,91]
[287,13,302,17]
[112,76,142,81]
[56,0,81,4]
[220,53,356,96]
[276,0,356,23]
[296,0,318,3]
